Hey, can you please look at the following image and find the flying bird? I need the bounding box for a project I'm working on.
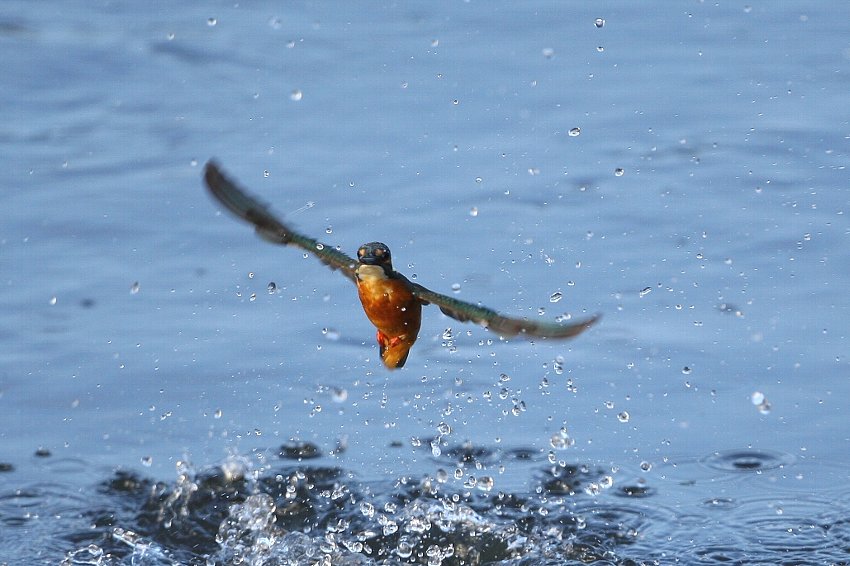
[203,161,598,369]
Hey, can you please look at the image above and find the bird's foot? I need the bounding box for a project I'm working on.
[376,331,403,348]
[376,330,392,358]
[376,330,404,358]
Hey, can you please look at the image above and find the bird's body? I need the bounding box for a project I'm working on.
[355,262,422,368]
[203,160,598,369]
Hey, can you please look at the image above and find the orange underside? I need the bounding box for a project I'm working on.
[357,279,422,369]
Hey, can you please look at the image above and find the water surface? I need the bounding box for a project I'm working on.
[1,1,848,564]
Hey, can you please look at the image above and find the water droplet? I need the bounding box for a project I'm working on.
[639,287,652,297]
[751,392,772,414]
[214,409,222,419]
[542,47,555,59]
[614,167,625,176]
[595,18,606,28]
[553,356,564,375]
[249,293,257,302]
[140,456,153,467]
[568,127,581,137]
[322,327,340,341]
[550,428,574,449]
[640,461,652,472]
[207,17,217,26]
[682,366,692,374]
[437,422,451,435]
[359,501,375,517]
[549,291,563,303]
[451,283,461,293]
[331,388,347,402]
[452,99,459,105]
[130,281,140,294]
[469,207,478,217]
[267,282,277,294]
[290,89,303,101]
[248,272,255,279]
[49,296,57,306]
[617,411,630,423]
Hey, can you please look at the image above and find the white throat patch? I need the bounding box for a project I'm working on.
[356,264,389,282]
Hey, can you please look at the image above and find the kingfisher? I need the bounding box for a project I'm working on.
[203,161,599,369]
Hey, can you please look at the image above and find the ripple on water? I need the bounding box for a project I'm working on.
[675,495,850,564]
[700,448,795,473]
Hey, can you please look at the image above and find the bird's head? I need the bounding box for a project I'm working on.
[357,242,393,273]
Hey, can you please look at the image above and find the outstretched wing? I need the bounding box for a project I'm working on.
[204,160,358,282]
[410,282,599,339]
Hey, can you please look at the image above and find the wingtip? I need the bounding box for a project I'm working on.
[578,312,602,333]
[203,159,222,188]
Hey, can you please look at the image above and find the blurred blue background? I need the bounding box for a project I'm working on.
[1,1,848,563]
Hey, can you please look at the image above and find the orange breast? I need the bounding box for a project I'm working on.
[356,277,422,339]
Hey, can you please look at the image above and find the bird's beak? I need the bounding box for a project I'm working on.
[359,255,382,266]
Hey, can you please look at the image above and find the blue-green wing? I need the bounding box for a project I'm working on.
[410,282,599,339]
[204,160,358,282]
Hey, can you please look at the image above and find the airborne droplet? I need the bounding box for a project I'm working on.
[550,428,574,450]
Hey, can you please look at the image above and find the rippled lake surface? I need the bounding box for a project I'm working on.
[2,1,849,564]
